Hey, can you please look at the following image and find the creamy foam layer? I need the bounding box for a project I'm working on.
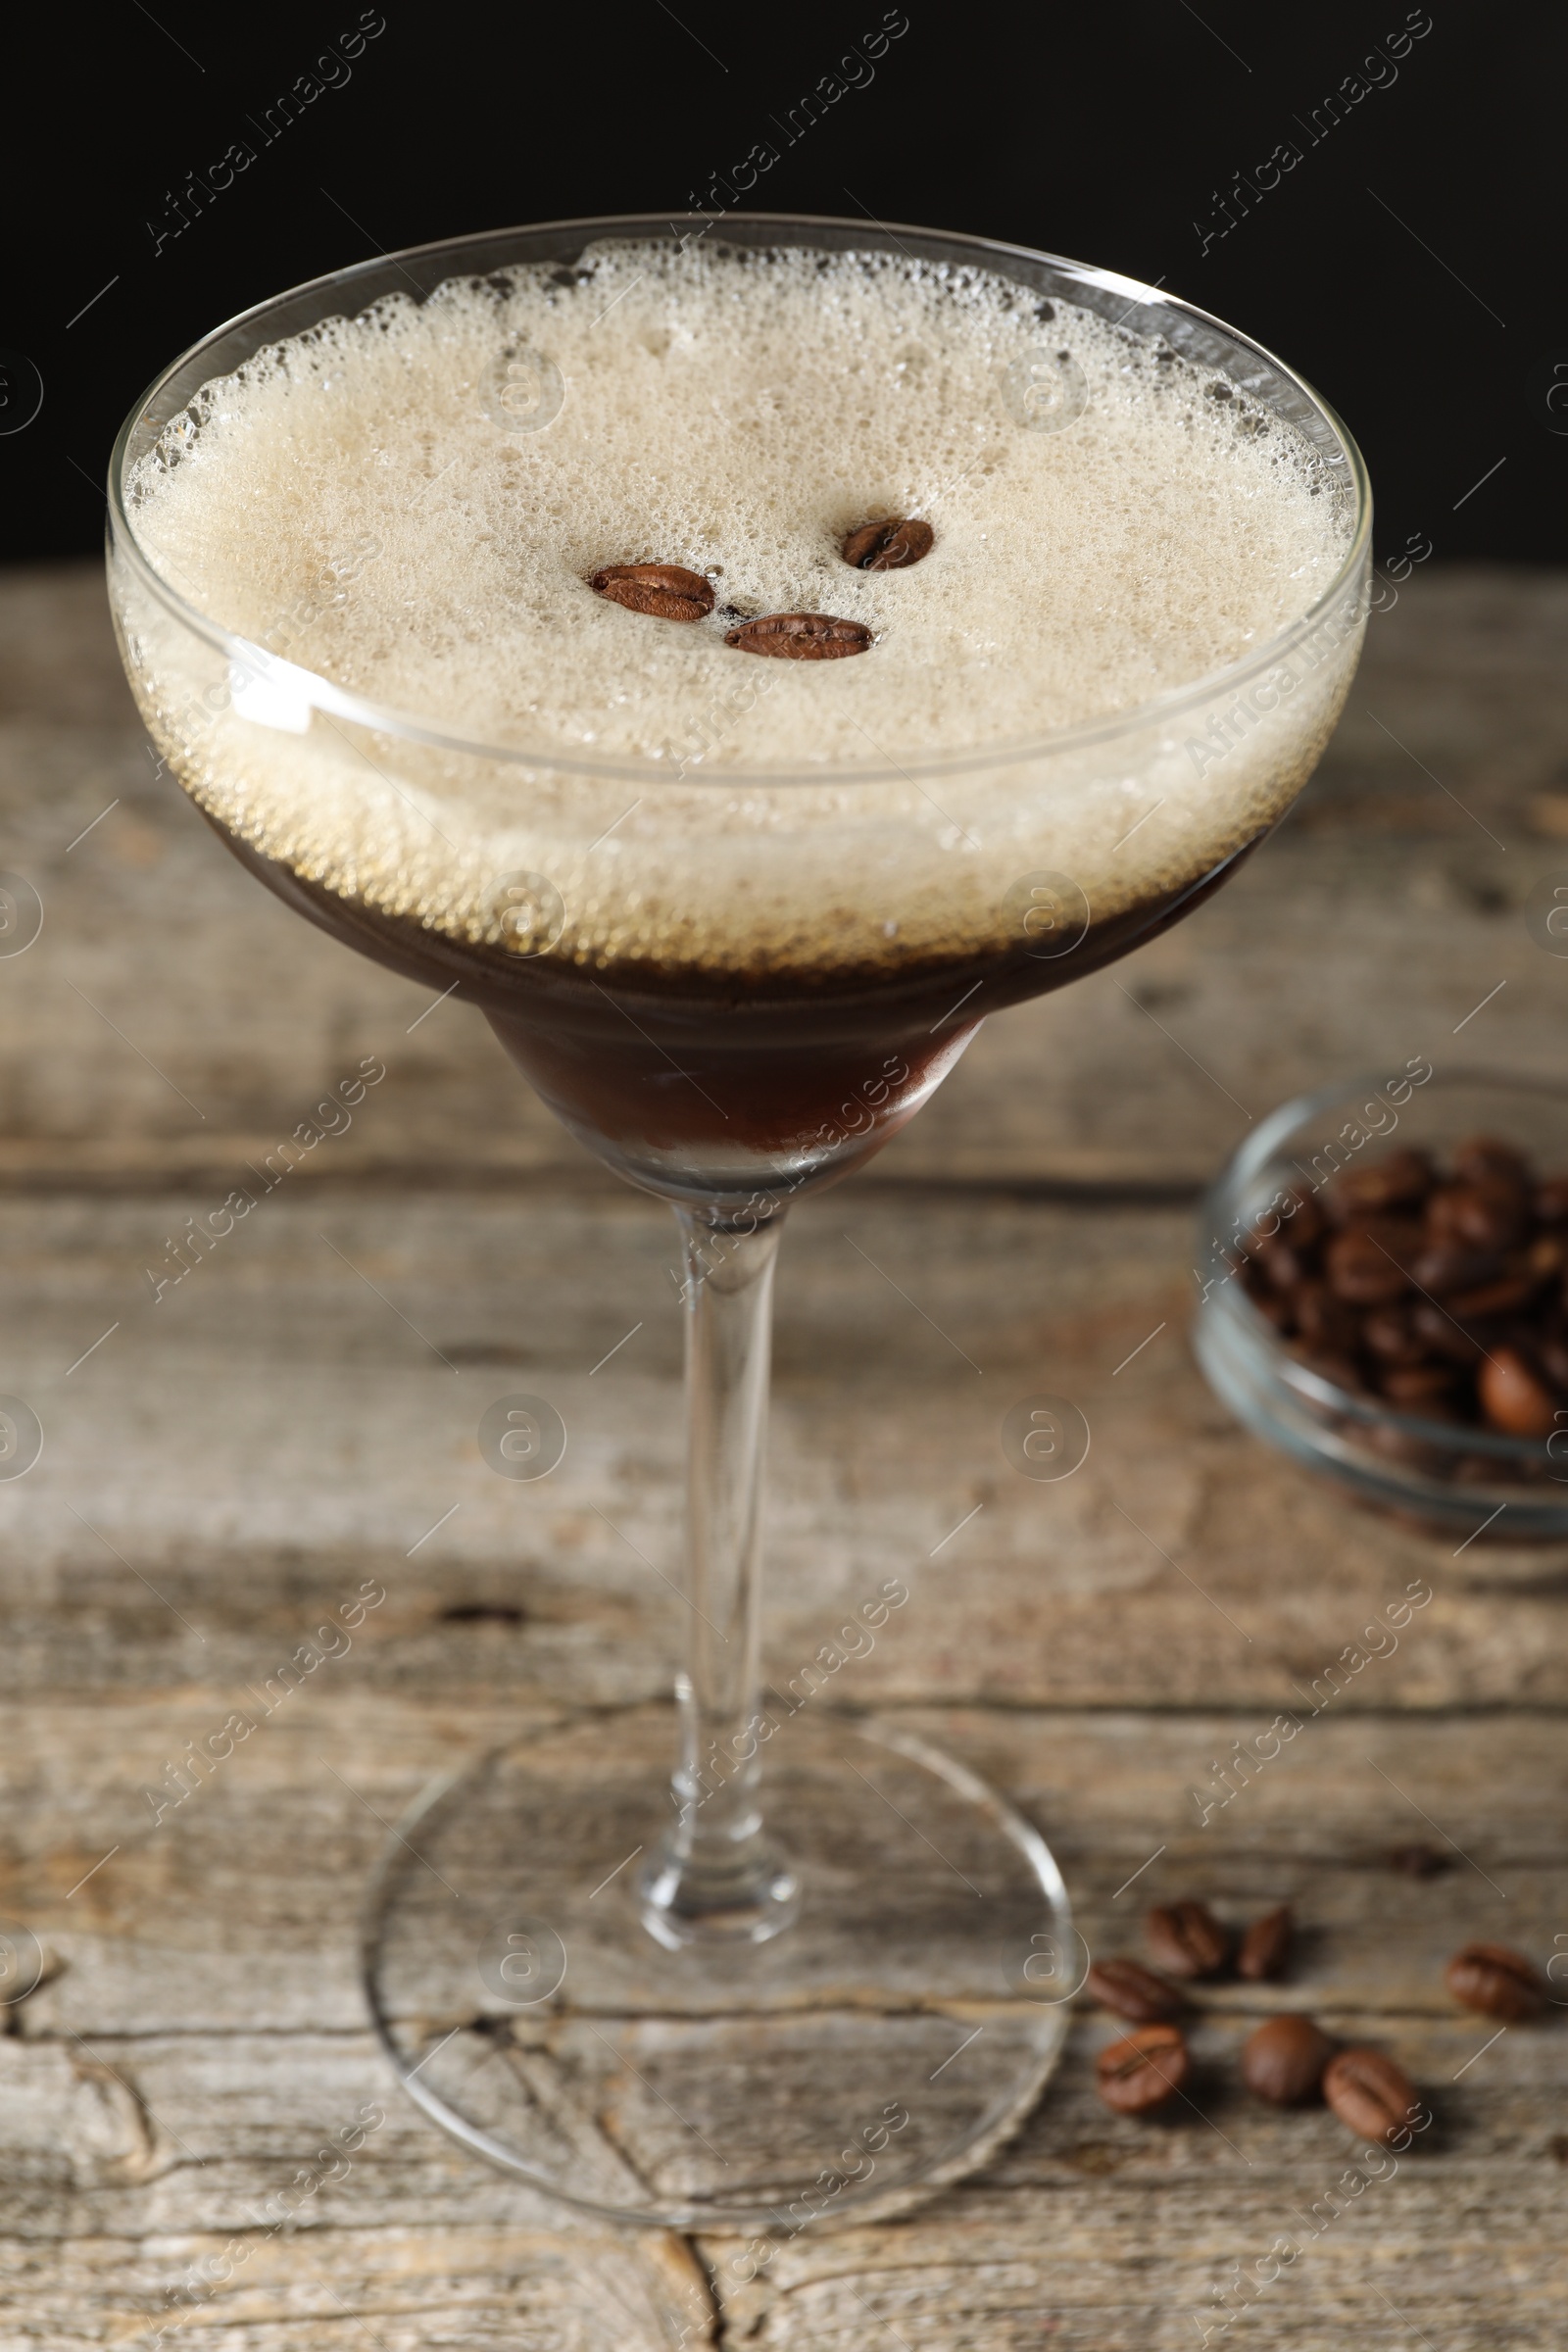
[129,241,1351,761]
[117,240,1363,979]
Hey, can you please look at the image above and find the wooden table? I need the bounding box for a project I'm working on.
[1,562,1565,2347]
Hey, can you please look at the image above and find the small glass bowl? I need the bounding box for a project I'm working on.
[1193,1068,1568,1539]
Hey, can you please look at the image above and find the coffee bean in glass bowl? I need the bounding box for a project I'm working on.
[1194,1072,1568,1538]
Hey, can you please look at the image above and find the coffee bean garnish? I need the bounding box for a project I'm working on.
[1237,1904,1293,1983]
[590,564,715,621]
[1085,1957,1187,2023]
[1242,2014,1336,2106]
[1095,2023,1191,2115]
[1446,1941,1548,2022]
[1322,2046,1423,2146]
[1146,1899,1231,1980]
[842,515,934,570]
[724,612,873,660]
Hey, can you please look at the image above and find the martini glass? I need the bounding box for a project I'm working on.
[107,215,1370,2235]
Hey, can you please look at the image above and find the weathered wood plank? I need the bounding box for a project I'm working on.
[6,1698,1563,2032]
[1,564,1566,1189]
[712,2166,1568,2350]
[0,2214,709,2352]
[2,1699,1565,2346]
[2,1186,1565,1713]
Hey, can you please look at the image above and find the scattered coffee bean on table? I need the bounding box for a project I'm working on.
[1085,1957,1187,2023]
[1322,2047,1422,2146]
[1146,1899,1231,1979]
[1446,1941,1549,2021]
[1236,1135,1568,1434]
[1242,2014,1336,2106]
[1237,1904,1293,1982]
[1096,2024,1191,2115]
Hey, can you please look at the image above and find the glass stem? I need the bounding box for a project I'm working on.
[640,1205,799,1947]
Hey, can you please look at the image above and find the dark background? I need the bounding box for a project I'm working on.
[5,0,1562,565]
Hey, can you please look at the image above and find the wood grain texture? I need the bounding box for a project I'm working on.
[3,1188,1565,1712]
[2,563,1567,2345]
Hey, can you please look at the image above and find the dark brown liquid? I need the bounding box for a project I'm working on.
[214,817,1260,1171]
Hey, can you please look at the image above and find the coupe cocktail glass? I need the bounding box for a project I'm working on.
[108,215,1369,2232]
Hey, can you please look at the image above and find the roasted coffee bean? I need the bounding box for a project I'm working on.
[1535,1176,1568,1226]
[1381,1363,1460,1407]
[1237,1904,1293,1982]
[1363,1305,1428,1365]
[1095,2024,1191,2115]
[1336,1149,1433,1216]
[1085,1958,1187,2023]
[1453,1136,1531,1190]
[1279,1189,1326,1248]
[1478,1343,1559,1437]
[1296,1281,1363,1353]
[1326,1228,1411,1306]
[589,563,715,620]
[725,612,873,659]
[1290,1138,1568,1446]
[1322,2046,1423,2146]
[1411,1244,1503,1297]
[1146,1900,1231,1979]
[1253,1235,1311,1292]
[1431,1178,1529,1253]
[1409,1300,1483,1364]
[1446,1941,1549,2021]
[1242,2013,1335,2105]
[1446,1274,1539,1320]
[842,515,935,569]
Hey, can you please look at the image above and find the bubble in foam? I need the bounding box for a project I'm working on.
[118,239,1361,981]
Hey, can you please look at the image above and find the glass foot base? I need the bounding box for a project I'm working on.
[360,1704,1078,2232]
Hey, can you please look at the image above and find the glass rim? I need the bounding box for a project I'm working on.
[108,209,1373,787]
